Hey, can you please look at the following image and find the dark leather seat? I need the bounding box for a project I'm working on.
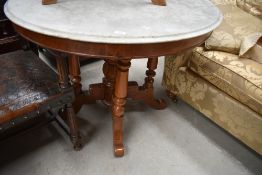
[0,50,81,149]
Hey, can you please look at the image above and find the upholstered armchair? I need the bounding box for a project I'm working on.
[162,0,262,155]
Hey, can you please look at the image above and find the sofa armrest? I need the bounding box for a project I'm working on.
[162,49,194,90]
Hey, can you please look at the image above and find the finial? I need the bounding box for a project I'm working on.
[42,0,57,5]
[151,0,166,6]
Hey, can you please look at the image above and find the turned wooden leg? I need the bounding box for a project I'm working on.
[68,55,93,112]
[144,57,158,89]
[112,59,131,157]
[142,57,167,109]
[42,0,57,5]
[102,59,117,105]
[88,59,117,105]
[151,0,166,6]
[68,55,82,96]
[66,103,82,150]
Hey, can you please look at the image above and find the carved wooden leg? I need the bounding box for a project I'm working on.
[144,57,158,89]
[102,59,117,105]
[88,59,117,104]
[142,57,167,109]
[42,0,57,5]
[66,103,82,150]
[68,55,95,112]
[112,59,131,157]
[89,59,117,105]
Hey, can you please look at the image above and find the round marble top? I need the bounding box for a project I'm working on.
[4,0,222,44]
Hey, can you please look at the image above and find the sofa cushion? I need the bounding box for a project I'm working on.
[188,47,262,115]
[205,4,262,54]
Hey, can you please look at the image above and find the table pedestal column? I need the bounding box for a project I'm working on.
[89,58,167,109]
[89,59,117,106]
[68,57,167,156]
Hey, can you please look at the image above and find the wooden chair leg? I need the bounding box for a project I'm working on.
[55,54,82,150]
[66,103,82,150]
[112,59,131,157]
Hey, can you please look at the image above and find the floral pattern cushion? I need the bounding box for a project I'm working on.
[164,67,262,155]
[205,4,262,54]
[188,47,262,115]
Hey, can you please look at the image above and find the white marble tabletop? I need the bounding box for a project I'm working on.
[4,0,222,44]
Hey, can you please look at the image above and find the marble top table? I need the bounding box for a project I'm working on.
[5,0,222,44]
[4,0,222,157]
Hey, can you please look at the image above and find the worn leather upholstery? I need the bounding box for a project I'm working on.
[0,51,73,125]
[1,0,22,54]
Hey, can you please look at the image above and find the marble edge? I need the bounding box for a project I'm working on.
[4,1,223,44]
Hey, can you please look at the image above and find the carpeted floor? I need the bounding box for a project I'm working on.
[0,58,261,175]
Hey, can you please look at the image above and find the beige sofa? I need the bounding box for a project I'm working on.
[162,0,262,155]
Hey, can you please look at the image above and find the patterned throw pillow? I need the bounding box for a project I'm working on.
[240,33,262,63]
[245,0,262,10]
[237,0,262,19]
[205,4,262,54]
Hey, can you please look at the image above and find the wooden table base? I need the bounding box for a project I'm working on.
[68,55,167,157]
[10,8,215,156]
